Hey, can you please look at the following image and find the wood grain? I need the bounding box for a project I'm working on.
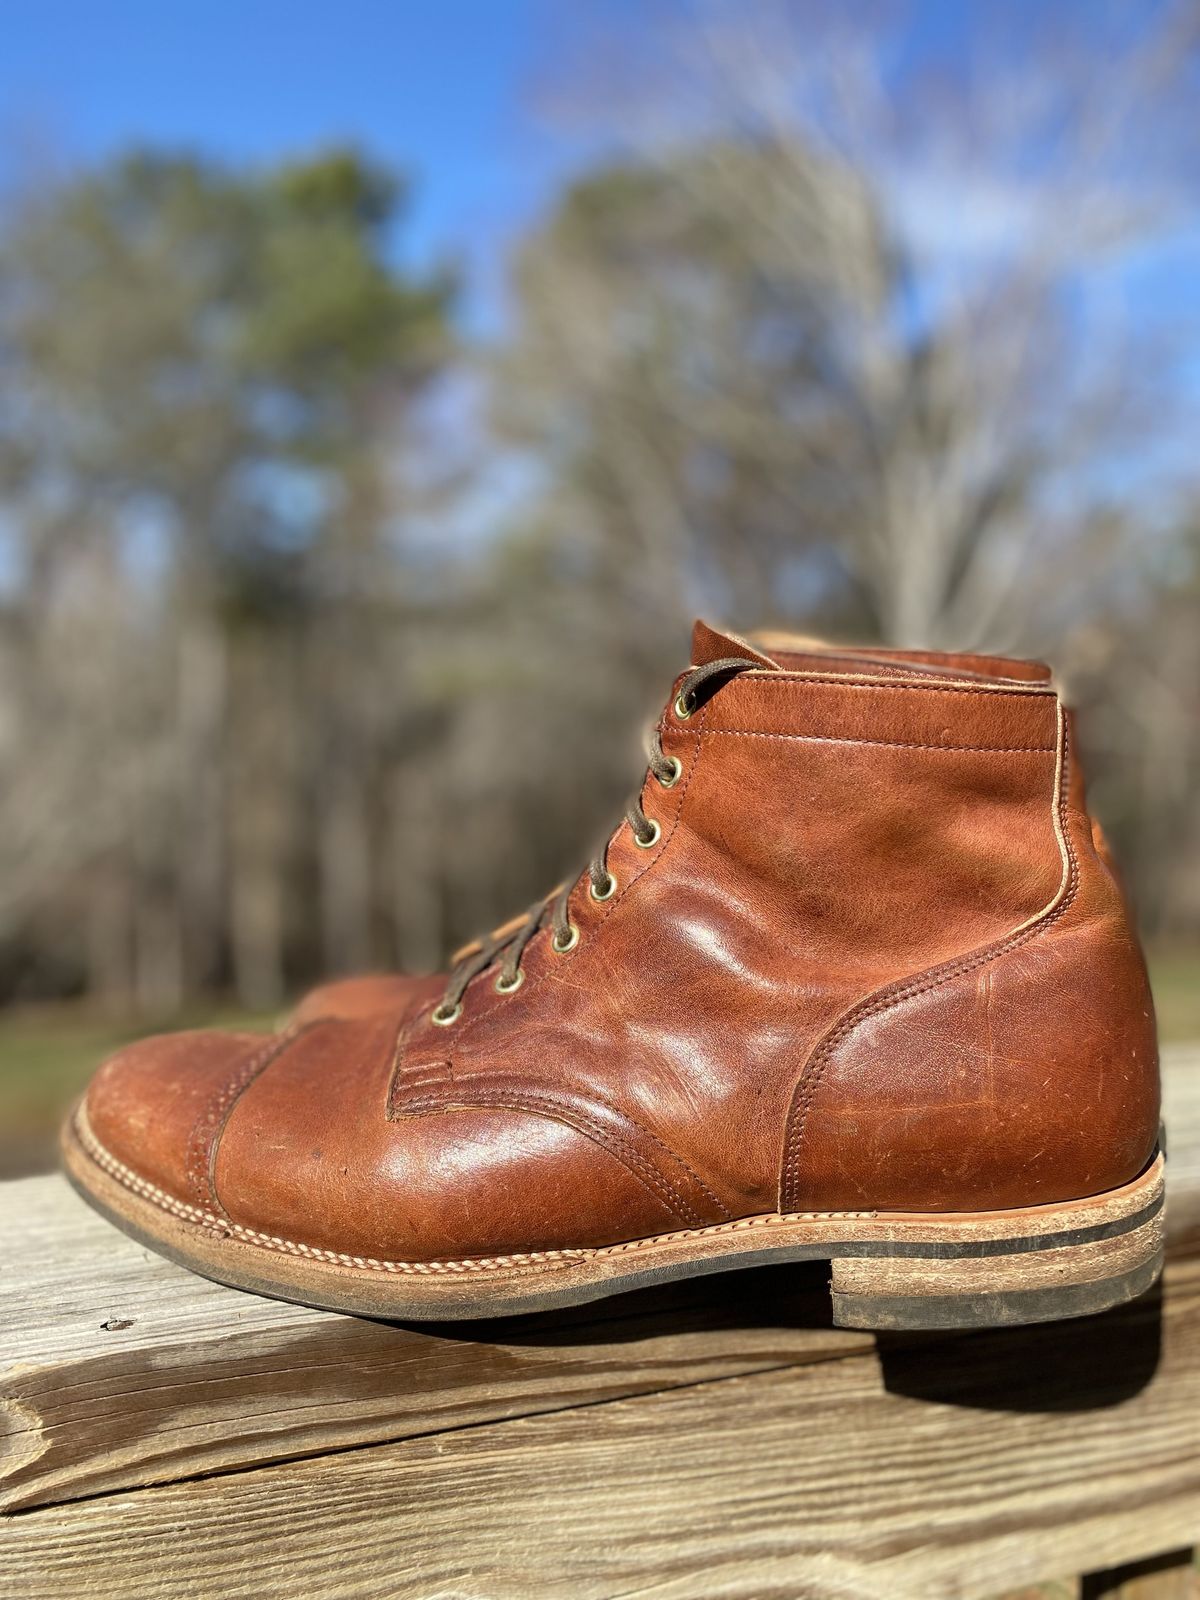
[0,1183,873,1513]
[3,1253,1199,1600]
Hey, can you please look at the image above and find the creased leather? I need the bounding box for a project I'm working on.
[81,621,1160,1262]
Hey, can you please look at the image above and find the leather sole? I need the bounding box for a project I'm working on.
[62,1103,1165,1330]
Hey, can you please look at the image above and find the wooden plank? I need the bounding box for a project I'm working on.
[2,1048,1197,1521]
[4,1251,1199,1600]
[0,1187,872,1513]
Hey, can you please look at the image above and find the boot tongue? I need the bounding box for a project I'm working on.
[690,620,780,670]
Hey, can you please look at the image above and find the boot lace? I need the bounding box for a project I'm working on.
[429,656,756,1026]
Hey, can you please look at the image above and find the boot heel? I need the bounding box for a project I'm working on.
[828,1162,1165,1331]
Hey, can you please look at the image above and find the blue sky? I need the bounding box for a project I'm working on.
[1,1,1194,394]
[3,1,1192,327]
[0,0,1194,562]
[0,0,616,328]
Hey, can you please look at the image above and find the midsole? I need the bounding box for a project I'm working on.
[67,1102,1164,1278]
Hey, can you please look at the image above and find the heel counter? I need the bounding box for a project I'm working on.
[1070,801,1160,1123]
[785,803,1160,1214]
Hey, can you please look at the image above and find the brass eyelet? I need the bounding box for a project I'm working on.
[589,872,617,902]
[430,1002,463,1028]
[657,756,683,788]
[551,923,580,954]
[634,819,661,850]
[674,691,695,721]
[494,969,525,995]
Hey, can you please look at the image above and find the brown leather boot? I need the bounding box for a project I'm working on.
[288,632,1060,1027]
[64,623,1162,1329]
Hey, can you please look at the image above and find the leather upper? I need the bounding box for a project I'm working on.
[83,622,1160,1262]
[291,971,437,1028]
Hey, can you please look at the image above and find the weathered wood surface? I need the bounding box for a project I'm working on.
[1,1048,1198,1599]
[4,1253,1199,1599]
[0,1193,872,1514]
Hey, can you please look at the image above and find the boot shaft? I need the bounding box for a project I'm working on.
[675,641,1068,987]
[389,623,1158,1217]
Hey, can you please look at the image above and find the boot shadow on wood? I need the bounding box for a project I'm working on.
[875,1275,1162,1411]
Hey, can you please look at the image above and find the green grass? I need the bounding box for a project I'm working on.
[0,949,1196,1178]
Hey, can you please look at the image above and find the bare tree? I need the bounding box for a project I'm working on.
[496,1,1200,928]
[518,0,1200,650]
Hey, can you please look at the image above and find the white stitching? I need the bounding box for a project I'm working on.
[74,1111,874,1276]
[737,671,1056,698]
[699,730,1056,754]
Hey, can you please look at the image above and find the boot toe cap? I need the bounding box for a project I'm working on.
[82,1028,273,1205]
